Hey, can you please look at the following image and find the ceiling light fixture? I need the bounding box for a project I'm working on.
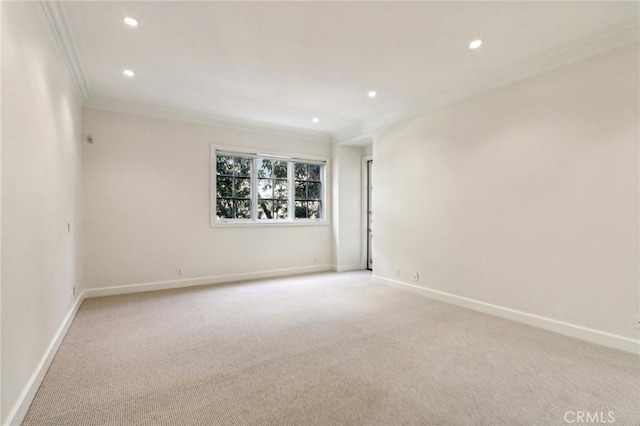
[469,39,483,49]
[123,17,139,27]
[368,91,377,98]
[123,69,135,77]
[312,117,319,123]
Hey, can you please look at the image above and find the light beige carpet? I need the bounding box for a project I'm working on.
[24,272,639,425]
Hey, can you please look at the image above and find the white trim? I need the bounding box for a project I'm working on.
[85,265,332,298]
[40,1,89,99]
[211,143,329,164]
[84,97,331,142]
[3,292,86,426]
[373,275,640,355]
[333,19,640,144]
[360,155,373,270]
[216,150,326,165]
[46,0,638,146]
[332,264,363,273]
[41,1,637,145]
[211,221,329,229]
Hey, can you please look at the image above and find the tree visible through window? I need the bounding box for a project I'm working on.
[257,159,288,219]
[214,152,324,223]
[216,156,252,219]
[294,163,322,219]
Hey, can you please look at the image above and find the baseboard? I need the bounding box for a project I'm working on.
[331,264,364,272]
[3,291,86,426]
[84,264,332,298]
[373,275,640,355]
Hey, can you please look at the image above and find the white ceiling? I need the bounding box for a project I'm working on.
[62,1,638,137]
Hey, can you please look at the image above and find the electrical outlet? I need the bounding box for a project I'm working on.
[634,315,640,330]
[394,267,400,277]
[177,266,183,276]
[412,272,419,282]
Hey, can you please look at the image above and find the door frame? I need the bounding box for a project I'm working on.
[361,155,373,270]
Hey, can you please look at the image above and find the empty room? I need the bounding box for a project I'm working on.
[1,1,639,425]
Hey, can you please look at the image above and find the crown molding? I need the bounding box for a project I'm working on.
[40,1,90,99]
[332,19,640,144]
[84,97,332,142]
[39,0,328,141]
[38,0,638,145]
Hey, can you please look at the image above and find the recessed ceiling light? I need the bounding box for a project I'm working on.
[123,17,139,27]
[123,69,135,77]
[368,91,377,98]
[312,117,319,123]
[469,39,483,49]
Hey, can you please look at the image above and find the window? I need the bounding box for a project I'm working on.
[214,150,325,224]
[257,159,288,220]
[216,155,252,219]
[294,163,322,219]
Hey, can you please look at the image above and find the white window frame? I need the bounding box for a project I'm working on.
[211,145,328,227]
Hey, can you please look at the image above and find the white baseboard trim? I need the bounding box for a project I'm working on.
[331,264,364,272]
[4,291,86,426]
[84,264,332,298]
[373,275,639,355]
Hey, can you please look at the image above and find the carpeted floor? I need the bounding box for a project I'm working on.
[24,272,639,425]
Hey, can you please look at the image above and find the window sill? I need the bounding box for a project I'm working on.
[211,220,329,228]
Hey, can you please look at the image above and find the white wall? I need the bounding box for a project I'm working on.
[82,108,332,291]
[331,144,365,271]
[1,2,84,423]
[374,43,639,344]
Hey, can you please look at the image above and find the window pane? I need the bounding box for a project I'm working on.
[258,178,273,199]
[234,157,251,177]
[216,154,322,223]
[308,164,321,181]
[216,199,233,219]
[257,159,272,178]
[308,201,321,219]
[274,201,288,219]
[308,182,321,200]
[294,163,308,180]
[274,179,288,199]
[216,156,233,175]
[216,177,233,198]
[273,161,287,179]
[295,181,307,199]
[234,178,251,198]
[235,200,251,218]
[258,200,274,219]
[295,201,307,218]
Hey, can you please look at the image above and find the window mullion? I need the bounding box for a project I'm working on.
[288,161,294,221]
[231,158,236,218]
[252,157,257,222]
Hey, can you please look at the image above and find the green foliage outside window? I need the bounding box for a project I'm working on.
[216,156,252,219]
[215,154,323,222]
